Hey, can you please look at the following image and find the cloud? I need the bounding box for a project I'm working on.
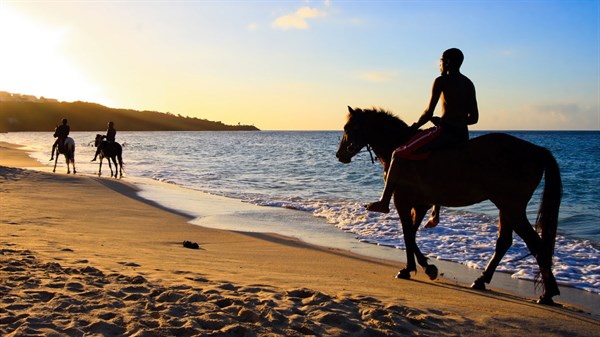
[526,102,599,130]
[246,22,258,32]
[272,6,327,30]
[359,71,397,83]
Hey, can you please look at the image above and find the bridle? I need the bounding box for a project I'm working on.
[365,144,376,164]
[343,127,377,164]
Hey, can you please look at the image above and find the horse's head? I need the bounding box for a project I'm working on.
[94,134,104,147]
[337,106,412,165]
[336,106,371,164]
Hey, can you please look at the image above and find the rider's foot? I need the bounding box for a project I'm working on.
[366,200,390,213]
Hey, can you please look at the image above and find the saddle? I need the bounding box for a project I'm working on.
[100,141,116,153]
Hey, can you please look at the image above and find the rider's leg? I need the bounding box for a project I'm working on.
[50,141,57,160]
[366,158,401,213]
[366,126,444,214]
[92,145,102,161]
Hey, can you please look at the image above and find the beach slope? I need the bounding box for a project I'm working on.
[0,142,597,336]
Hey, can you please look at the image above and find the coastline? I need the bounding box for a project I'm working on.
[1,142,598,336]
[132,173,600,313]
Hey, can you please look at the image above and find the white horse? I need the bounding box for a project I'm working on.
[53,137,76,174]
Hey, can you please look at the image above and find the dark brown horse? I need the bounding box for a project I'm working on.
[336,107,562,304]
[94,134,124,178]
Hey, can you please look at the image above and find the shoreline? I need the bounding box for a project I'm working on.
[1,142,598,336]
[132,173,600,313]
[9,138,597,310]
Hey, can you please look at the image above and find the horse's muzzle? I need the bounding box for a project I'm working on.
[336,151,352,164]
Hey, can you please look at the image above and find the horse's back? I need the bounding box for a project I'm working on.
[469,132,540,151]
[102,141,122,157]
[408,132,549,206]
[65,137,75,147]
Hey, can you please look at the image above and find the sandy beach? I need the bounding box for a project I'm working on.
[1,142,598,337]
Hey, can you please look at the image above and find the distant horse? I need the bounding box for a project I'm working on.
[94,134,124,178]
[336,107,562,304]
[53,137,76,174]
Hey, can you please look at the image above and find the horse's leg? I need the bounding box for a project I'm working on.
[472,211,513,290]
[425,205,441,228]
[112,157,119,178]
[510,212,560,304]
[412,206,438,280]
[118,154,123,178]
[112,157,118,178]
[98,157,103,176]
[65,155,70,174]
[395,204,418,279]
[107,156,114,177]
[53,154,59,172]
[71,149,76,174]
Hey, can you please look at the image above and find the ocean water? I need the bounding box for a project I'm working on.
[1,130,599,295]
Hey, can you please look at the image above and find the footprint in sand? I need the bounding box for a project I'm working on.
[23,290,55,302]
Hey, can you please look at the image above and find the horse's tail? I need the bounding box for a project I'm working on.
[535,148,562,268]
[118,153,124,171]
[117,143,124,171]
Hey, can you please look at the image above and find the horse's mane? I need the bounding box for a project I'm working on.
[349,107,409,130]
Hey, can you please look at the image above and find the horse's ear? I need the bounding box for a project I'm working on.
[348,106,355,114]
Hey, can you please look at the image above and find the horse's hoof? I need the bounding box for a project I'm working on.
[537,296,556,306]
[395,269,412,280]
[366,201,390,214]
[425,265,438,280]
[470,279,486,291]
[424,218,439,228]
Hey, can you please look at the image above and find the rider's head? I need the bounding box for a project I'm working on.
[62,118,68,125]
[441,48,464,73]
[108,121,114,128]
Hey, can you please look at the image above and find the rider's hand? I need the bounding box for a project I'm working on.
[430,116,441,126]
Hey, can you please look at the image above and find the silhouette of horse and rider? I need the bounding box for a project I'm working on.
[50,119,123,178]
[50,118,76,174]
[337,48,562,305]
[92,121,124,178]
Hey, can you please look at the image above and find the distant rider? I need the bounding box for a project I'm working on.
[50,118,70,160]
[92,121,116,161]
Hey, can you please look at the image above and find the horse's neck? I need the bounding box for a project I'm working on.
[369,129,411,168]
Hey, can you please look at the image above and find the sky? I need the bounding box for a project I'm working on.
[0,0,598,130]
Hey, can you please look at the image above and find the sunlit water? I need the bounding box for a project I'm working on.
[1,130,598,294]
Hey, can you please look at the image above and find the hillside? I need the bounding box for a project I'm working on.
[0,100,259,132]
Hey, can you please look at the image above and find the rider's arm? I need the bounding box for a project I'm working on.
[466,85,479,125]
[412,77,443,129]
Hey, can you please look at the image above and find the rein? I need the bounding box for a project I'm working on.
[365,144,377,164]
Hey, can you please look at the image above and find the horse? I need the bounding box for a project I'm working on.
[94,134,124,178]
[53,137,76,174]
[336,107,562,305]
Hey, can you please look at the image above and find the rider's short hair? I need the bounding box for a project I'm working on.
[443,48,464,69]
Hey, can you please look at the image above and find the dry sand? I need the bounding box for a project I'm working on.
[1,142,598,336]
